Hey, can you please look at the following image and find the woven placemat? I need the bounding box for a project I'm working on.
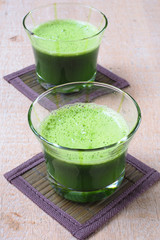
[3,65,160,239]
[4,153,160,239]
[3,64,129,101]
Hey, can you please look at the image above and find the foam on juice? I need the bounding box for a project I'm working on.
[33,19,99,55]
[40,103,129,150]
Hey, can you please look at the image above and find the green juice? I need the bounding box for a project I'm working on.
[32,20,100,87]
[40,103,129,201]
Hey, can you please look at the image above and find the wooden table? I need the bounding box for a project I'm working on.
[1,0,160,239]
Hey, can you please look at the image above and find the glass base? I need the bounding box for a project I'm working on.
[36,71,97,92]
[48,170,125,203]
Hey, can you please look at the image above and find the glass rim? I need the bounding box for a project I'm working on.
[23,2,108,43]
[28,81,141,152]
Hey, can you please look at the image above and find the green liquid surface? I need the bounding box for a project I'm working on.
[33,19,99,54]
[41,103,128,150]
[31,20,100,85]
[40,103,129,192]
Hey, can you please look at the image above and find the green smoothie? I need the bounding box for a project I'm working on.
[40,103,129,194]
[32,19,100,87]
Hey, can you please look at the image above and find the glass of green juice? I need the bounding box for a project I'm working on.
[23,3,107,89]
[28,82,141,203]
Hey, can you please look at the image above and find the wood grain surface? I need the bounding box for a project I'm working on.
[1,0,160,239]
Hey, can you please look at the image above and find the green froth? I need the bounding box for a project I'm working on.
[32,19,99,55]
[40,103,129,150]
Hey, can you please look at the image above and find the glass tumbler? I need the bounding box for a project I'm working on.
[28,82,141,202]
[23,3,108,89]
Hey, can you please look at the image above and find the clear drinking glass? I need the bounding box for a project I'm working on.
[23,3,107,89]
[28,82,141,202]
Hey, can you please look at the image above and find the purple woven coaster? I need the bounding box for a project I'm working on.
[3,66,160,239]
[3,64,129,101]
[4,153,160,240]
